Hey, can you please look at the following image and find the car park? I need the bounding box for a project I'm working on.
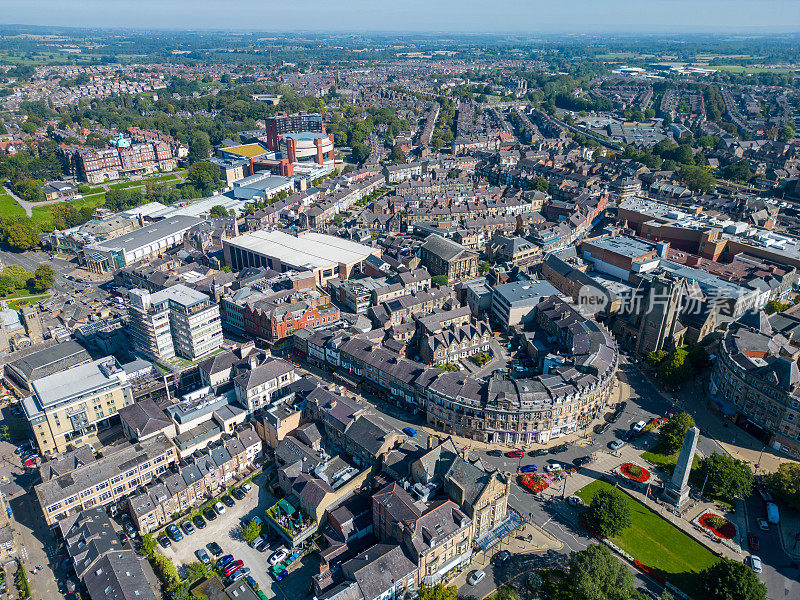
[203,507,218,522]
[609,439,626,451]
[747,533,760,551]
[506,450,524,458]
[544,463,563,473]
[166,524,183,542]
[750,555,762,573]
[181,521,195,535]
[269,547,288,565]
[529,448,548,457]
[231,488,245,501]
[221,495,235,508]
[468,570,486,586]
[214,502,226,515]
[207,542,223,557]
[193,515,207,530]
[518,464,538,473]
[195,549,211,564]
[223,560,244,577]
[402,427,417,437]
[157,535,171,548]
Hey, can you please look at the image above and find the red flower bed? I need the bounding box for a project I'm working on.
[620,462,651,483]
[632,559,667,584]
[519,473,549,494]
[699,513,736,539]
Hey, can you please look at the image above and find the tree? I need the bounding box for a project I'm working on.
[152,553,180,588]
[431,275,449,286]
[187,162,221,195]
[187,131,211,164]
[389,145,406,164]
[583,489,631,538]
[416,584,457,600]
[166,582,193,600]
[777,125,795,143]
[242,520,261,544]
[723,161,753,183]
[568,543,636,600]
[769,462,800,511]
[4,222,39,251]
[701,558,767,600]
[479,261,490,274]
[32,264,55,293]
[1,265,32,291]
[139,533,157,558]
[209,205,230,218]
[657,348,694,388]
[679,165,716,194]
[351,142,370,164]
[699,452,754,502]
[658,411,695,455]
[184,561,209,582]
[765,300,791,315]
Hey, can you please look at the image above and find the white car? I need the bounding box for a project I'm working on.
[750,555,762,573]
[632,420,646,433]
[242,483,253,493]
[214,502,226,515]
[544,463,563,473]
[269,547,288,565]
[609,439,626,451]
[468,570,486,586]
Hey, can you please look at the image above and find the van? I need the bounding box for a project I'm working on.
[766,502,780,524]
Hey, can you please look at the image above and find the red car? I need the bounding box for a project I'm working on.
[223,560,244,577]
[506,450,524,458]
[748,533,760,552]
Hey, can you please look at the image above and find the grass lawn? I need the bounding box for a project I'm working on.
[8,294,50,309]
[576,480,720,595]
[0,192,26,219]
[30,194,107,229]
[713,65,795,74]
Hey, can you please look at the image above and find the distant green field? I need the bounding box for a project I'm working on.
[713,65,795,74]
[576,480,720,595]
[0,192,26,219]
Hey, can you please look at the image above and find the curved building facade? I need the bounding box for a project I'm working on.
[711,310,800,459]
[426,296,619,445]
[280,132,335,165]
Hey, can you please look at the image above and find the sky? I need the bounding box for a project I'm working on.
[2,0,799,33]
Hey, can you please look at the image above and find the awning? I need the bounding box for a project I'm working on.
[277,498,297,516]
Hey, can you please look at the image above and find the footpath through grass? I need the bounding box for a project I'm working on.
[576,479,720,595]
[0,192,27,219]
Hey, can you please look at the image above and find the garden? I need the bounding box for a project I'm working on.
[695,510,737,540]
[619,462,651,483]
[576,480,721,595]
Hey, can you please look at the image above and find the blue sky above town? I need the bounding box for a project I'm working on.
[2,0,799,32]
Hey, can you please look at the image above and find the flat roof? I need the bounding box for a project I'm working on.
[89,215,203,254]
[492,280,561,305]
[221,143,268,158]
[27,357,125,415]
[227,230,375,271]
[150,283,209,308]
[586,235,658,258]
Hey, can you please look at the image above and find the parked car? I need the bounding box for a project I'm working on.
[195,549,211,564]
[766,502,780,524]
[487,450,503,457]
[595,423,611,434]
[224,560,244,577]
[166,524,183,542]
[193,515,207,530]
[551,444,568,454]
[207,542,223,557]
[218,555,234,568]
[506,450,524,458]
[750,555,763,574]
[544,463,563,473]
[257,536,270,552]
[567,495,584,507]
[157,535,171,548]
[23,456,37,468]
[493,550,511,565]
[622,430,636,442]
[269,547,289,565]
[214,502,227,515]
[747,533,760,552]
[609,439,626,451]
[251,537,265,550]
[573,456,591,466]
[181,521,195,535]
[230,567,249,582]
[518,464,538,473]
[242,483,253,493]
[222,495,235,508]
[232,488,245,501]
[402,427,417,437]
[468,570,486,586]
[632,420,646,433]
[529,449,548,457]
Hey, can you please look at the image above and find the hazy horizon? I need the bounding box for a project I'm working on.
[2,0,800,34]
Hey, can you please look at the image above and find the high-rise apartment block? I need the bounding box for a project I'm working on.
[128,284,223,360]
[264,112,325,150]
